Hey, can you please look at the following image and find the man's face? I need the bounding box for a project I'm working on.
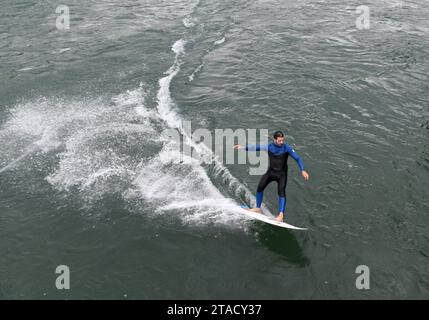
[274,136,285,146]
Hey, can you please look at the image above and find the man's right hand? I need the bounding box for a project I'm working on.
[233,144,243,150]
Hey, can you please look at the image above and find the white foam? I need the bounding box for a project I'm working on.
[1,38,261,229]
[182,17,196,28]
[0,88,157,204]
[214,37,225,45]
[130,148,249,227]
[156,39,188,130]
[43,89,158,201]
[189,63,204,82]
[172,39,186,55]
[17,67,34,72]
[127,39,268,227]
[53,48,71,54]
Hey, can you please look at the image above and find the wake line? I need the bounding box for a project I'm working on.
[0,125,60,174]
[154,38,268,214]
[0,145,39,174]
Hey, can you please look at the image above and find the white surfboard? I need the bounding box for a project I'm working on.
[239,205,307,231]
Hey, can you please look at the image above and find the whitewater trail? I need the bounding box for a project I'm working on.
[130,36,272,227]
[0,36,267,229]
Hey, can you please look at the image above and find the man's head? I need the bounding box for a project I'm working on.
[273,130,285,146]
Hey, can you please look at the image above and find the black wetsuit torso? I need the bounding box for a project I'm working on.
[245,142,305,213]
[257,150,289,197]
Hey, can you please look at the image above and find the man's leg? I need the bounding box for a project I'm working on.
[275,173,287,221]
[248,172,273,212]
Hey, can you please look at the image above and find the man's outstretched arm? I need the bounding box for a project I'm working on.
[233,144,269,151]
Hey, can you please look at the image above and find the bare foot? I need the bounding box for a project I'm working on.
[247,207,262,213]
[275,213,284,222]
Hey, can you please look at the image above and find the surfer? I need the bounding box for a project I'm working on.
[233,131,309,222]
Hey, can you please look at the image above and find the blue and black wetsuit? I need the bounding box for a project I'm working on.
[245,142,305,214]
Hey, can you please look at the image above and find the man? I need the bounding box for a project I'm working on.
[233,131,309,222]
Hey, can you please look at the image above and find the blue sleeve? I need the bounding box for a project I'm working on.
[285,144,305,171]
[245,144,269,151]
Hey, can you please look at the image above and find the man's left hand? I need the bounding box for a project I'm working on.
[301,170,310,181]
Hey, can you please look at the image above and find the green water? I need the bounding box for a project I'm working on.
[0,0,428,299]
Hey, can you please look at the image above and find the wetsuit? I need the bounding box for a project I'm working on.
[245,142,305,214]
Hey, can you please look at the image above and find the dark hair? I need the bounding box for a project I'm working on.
[273,131,284,139]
